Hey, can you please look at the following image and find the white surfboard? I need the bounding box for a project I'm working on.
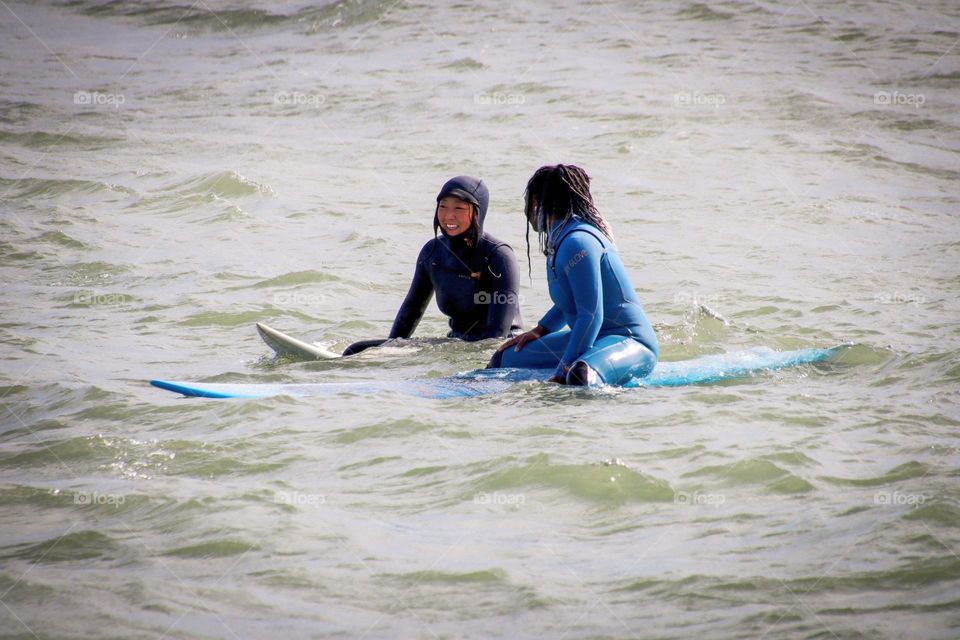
[256,322,341,360]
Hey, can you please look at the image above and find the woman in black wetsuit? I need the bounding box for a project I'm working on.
[343,176,522,355]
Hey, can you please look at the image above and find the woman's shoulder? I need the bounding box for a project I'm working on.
[413,236,442,263]
[478,233,516,259]
[556,223,606,257]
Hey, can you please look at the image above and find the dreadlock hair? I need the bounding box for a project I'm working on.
[522,164,614,278]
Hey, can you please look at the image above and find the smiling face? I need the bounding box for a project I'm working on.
[437,196,475,237]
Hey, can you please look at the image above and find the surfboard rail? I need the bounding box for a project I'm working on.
[150,345,847,399]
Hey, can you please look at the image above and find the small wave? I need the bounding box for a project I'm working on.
[617,559,960,596]
[77,1,293,30]
[163,538,259,558]
[0,100,46,124]
[0,176,137,201]
[1,530,120,563]
[675,3,734,21]
[55,261,131,286]
[904,70,960,86]
[332,418,434,444]
[162,170,275,199]
[819,460,928,487]
[0,434,116,469]
[248,269,339,289]
[250,569,322,589]
[31,231,91,250]
[681,457,814,493]
[0,129,124,150]
[474,453,674,505]
[179,309,278,327]
[826,343,891,366]
[72,0,391,34]
[903,500,960,526]
[442,58,485,71]
[824,141,960,181]
[877,116,950,132]
[388,569,508,585]
[0,242,43,262]
[0,485,72,509]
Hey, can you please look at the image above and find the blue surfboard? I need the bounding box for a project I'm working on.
[150,345,845,399]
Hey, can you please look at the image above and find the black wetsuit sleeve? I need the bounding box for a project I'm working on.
[389,242,435,339]
[480,244,521,339]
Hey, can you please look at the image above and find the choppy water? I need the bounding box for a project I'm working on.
[1,0,959,638]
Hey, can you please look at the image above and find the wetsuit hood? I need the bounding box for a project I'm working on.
[435,175,489,237]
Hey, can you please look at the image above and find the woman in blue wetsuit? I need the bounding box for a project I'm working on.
[345,176,522,355]
[489,164,658,385]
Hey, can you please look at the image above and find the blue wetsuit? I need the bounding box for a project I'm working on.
[494,217,658,384]
[390,176,523,341]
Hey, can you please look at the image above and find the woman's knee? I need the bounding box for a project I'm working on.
[578,338,657,385]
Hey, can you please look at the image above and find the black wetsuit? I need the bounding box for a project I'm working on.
[390,176,523,341]
[390,233,522,340]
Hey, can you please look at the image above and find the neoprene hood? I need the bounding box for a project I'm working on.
[435,175,489,235]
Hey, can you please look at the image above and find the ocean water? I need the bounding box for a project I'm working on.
[1,0,959,638]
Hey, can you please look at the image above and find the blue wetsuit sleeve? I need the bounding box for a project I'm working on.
[538,304,565,333]
[480,245,521,339]
[389,242,435,339]
[555,234,604,374]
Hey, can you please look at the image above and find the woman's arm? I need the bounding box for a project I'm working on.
[480,245,521,338]
[389,242,436,339]
[537,304,565,333]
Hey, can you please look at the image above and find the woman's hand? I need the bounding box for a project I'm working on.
[547,363,571,384]
[496,324,547,353]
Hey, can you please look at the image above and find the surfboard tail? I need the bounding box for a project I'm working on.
[631,345,843,388]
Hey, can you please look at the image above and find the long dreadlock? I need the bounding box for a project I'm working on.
[522,164,614,278]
